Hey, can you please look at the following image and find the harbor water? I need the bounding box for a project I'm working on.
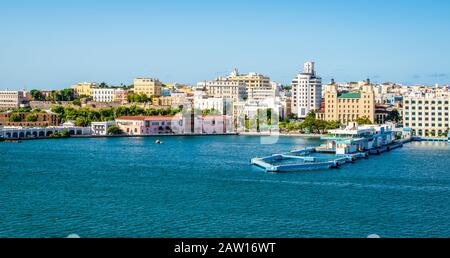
[0,136,449,238]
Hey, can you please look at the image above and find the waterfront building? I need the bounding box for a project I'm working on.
[92,88,116,103]
[321,122,396,155]
[197,78,247,101]
[133,78,162,97]
[115,116,185,135]
[0,125,90,139]
[0,90,26,109]
[233,97,283,132]
[200,116,234,134]
[72,82,97,97]
[291,62,322,118]
[402,94,450,137]
[318,79,375,124]
[0,111,58,127]
[91,121,116,136]
[115,115,234,135]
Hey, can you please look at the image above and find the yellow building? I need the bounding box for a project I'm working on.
[133,78,162,97]
[321,79,375,124]
[152,96,173,107]
[72,82,97,97]
[177,86,193,95]
[227,69,271,100]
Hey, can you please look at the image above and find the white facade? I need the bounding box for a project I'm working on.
[233,97,283,132]
[291,62,322,118]
[403,94,450,137]
[91,121,116,136]
[93,88,116,103]
[193,89,233,114]
[0,90,25,109]
[197,79,247,101]
[250,81,279,101]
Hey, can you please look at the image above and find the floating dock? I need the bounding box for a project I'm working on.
[251,142,402,173]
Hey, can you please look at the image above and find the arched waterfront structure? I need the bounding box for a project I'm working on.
[0,127,91,139]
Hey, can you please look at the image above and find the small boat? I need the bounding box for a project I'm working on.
[155,140,163,144]
[3,139,21,143]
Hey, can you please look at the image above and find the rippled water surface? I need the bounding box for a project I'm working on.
[0,136,449,238]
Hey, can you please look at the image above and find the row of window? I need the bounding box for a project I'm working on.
[404,112,449,116]
[405,123,449,127]
[405,106,449,110]
[405,100,449,105]
[404,117,449,121]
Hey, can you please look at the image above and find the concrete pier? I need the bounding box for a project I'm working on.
[251,141,406,173]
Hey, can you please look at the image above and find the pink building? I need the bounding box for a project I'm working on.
[115,115,185,135]
[200,116,233,134]
[115,115,234,135]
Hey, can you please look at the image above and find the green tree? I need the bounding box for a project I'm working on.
[61,88,75,101]
[325,120,342,130]
[9,113,22,122]
[75,117,88,127]
[25,113,38,122]
[354,116,373,125]
[301,116,316,133]
[202,108,221,117]
[30,89,45,101]
[386,109,401,123]
[60,130,70,138]
[107,125,123,135]
[244,116,250,131]
[73,99,82,106]
[282,85,292,91]
[49,132,61,138]
[127,93,151,103]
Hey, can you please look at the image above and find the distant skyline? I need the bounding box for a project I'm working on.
[1,0,450,90]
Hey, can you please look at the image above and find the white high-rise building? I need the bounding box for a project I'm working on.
[291,62,322,118]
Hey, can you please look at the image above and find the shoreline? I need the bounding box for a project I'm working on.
[2,133,449,142]
[0,133,238,142]
[0,132,325,142]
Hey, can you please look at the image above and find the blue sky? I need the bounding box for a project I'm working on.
[1,0,449,89]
